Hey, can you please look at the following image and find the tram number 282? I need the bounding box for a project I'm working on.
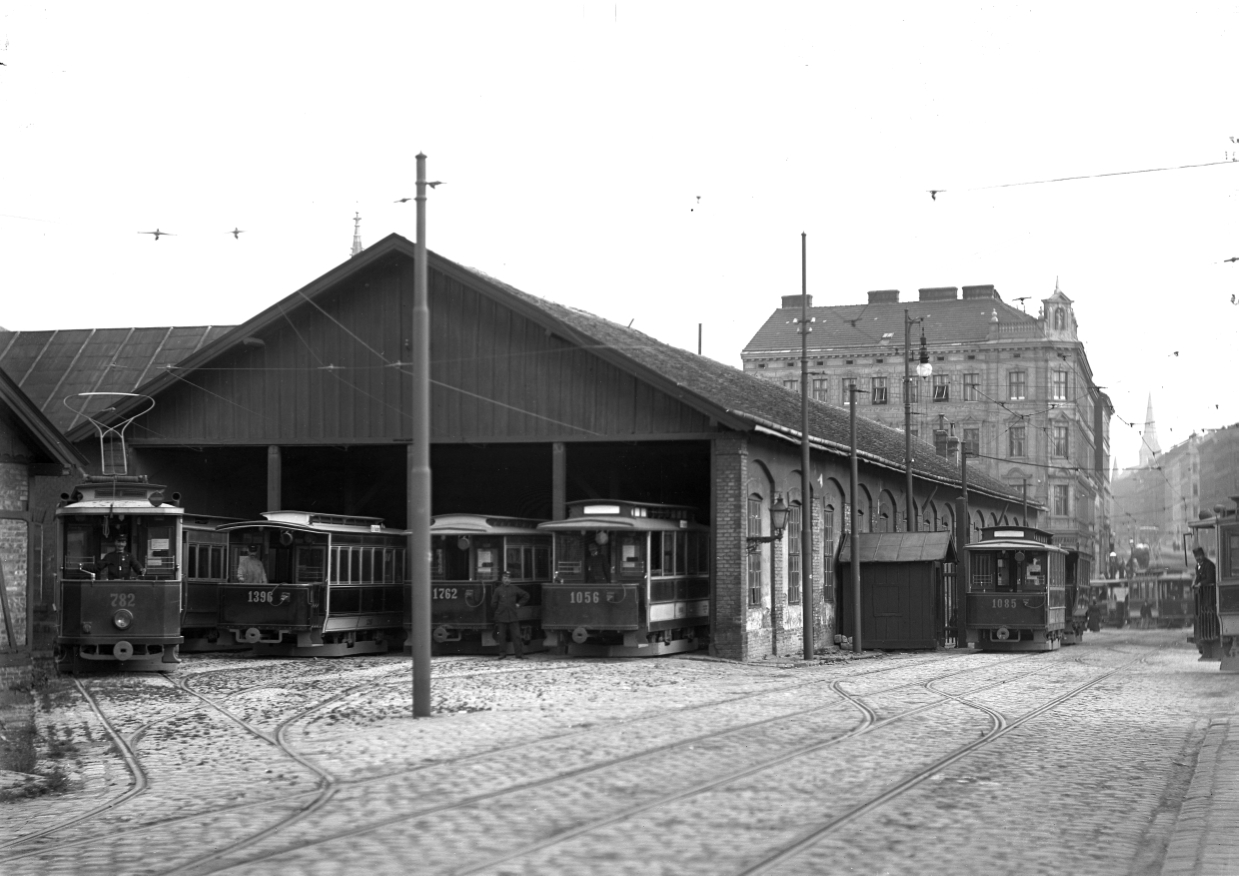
[110,593,136,608]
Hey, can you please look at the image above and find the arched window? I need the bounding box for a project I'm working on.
[1053,307,1065,330]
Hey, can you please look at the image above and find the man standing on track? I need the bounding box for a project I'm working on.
[492,569,530,660]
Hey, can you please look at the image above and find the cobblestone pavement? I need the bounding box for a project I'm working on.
[1,628,1236,876]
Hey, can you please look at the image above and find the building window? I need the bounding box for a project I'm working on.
[1009,425,1026,457]
[871,377,888,404]
[842,377,857,403]
[1009,371,1027,400]
[963,427,980,457]
[1052,370,1069,401]
[748,497,763,606]
[932,374,950,402]
[1054,308,1066,330]
[783,378,799,392]
[963,372,980,401]
[909,427,918,440]
[811,378,828,402]
[1053,484,1070,516]
[906,378,920,404]
[1052,424,1069,458]
[822,504,834,597]
[787,504,802,605]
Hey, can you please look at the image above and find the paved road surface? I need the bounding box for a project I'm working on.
[1,628,1236,875]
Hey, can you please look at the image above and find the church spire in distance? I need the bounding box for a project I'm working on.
[350,211,363,257]
[1139,394,1161,467]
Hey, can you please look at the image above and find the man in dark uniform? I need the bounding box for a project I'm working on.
[94,534,144,580]
[1194,546,1217,590]
[491,569,530,660]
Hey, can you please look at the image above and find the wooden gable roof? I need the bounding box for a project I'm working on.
[0,366,88,468]
[3,234,1023,503]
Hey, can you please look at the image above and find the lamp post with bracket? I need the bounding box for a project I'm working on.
[904,310,932,531]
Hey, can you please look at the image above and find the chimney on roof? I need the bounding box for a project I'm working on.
[867,290,900,304]
[350,212,363,257]
[781,294,813,308]
[918,287,958,302]
[962,284,999,300]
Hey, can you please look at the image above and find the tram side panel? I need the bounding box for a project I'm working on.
[429,524,549,655]
[218,514,407,657]
[541,521,709,657]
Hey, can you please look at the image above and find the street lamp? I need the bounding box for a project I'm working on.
[747,494,790,553]
[904,310,932,531]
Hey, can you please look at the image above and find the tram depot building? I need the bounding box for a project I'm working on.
[0,234,1036,662]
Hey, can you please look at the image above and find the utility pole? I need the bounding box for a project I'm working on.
[850,383,862,654]
[955,444,970,648]
[799,233,814,660]
[410,153,432,717]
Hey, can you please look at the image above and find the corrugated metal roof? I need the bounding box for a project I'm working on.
[0,326,233,433]
[840,531,956,564]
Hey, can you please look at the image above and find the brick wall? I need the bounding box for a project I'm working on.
[711,434,748,661]
[0,462,29,650]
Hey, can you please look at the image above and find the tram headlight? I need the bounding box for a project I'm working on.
[113,609,134,630]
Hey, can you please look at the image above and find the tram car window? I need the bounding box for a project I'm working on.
[427,515,551,655]
[539,500,710,658]
[54,476,186,673]
[217,511,407,657]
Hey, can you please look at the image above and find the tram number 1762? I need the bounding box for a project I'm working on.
[432,588,460,600]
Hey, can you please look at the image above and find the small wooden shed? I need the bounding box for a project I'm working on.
[838,531,957,650]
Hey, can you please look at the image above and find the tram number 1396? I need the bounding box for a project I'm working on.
[991,597,1020,609]
[247,590,279,603]
[570,591,601,604]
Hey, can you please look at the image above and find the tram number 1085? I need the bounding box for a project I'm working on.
[570,591,601,604]
[991,597,1020,609]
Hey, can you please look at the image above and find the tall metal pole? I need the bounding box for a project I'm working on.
[904,310,914,532]
[850,385,862,654]
[410,153,432,717]
[955,445,969,648]
[800,233,814,660]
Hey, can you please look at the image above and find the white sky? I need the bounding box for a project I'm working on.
[3,2,1238,472]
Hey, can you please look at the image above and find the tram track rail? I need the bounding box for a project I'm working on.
[0,649,1008,868]
[148,654,1059,875]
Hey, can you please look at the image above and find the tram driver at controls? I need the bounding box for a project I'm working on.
[92,534,145,580]
[585,538,611,583]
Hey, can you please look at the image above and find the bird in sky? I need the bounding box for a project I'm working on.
[139,229,172,240]
[394,197,412,204]
[1224,256,1239,263]
[228,228,244,239]
[928,189,943,200]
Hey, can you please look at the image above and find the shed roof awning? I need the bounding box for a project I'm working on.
[840,531,956,564]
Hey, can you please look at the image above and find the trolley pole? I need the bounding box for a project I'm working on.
[800,233,814,661]
[850,384,862,654]
[904,310,915,533]
[410,153,433,718]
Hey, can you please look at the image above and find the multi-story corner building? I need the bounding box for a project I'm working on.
[742,282,1113,569]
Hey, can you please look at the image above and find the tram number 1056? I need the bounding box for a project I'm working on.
[570,591,601,604]
[991,597,1020,609]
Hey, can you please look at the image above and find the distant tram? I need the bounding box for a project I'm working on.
[1189,497,1239,671]
[429,513,551,654]
[217,511,407,657]
[965,526,1068,651]
[55,476,185,672]
[538,500,710,657]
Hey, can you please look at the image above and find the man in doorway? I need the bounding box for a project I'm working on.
[237,545,268,584]
[1193,546,1217,591]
